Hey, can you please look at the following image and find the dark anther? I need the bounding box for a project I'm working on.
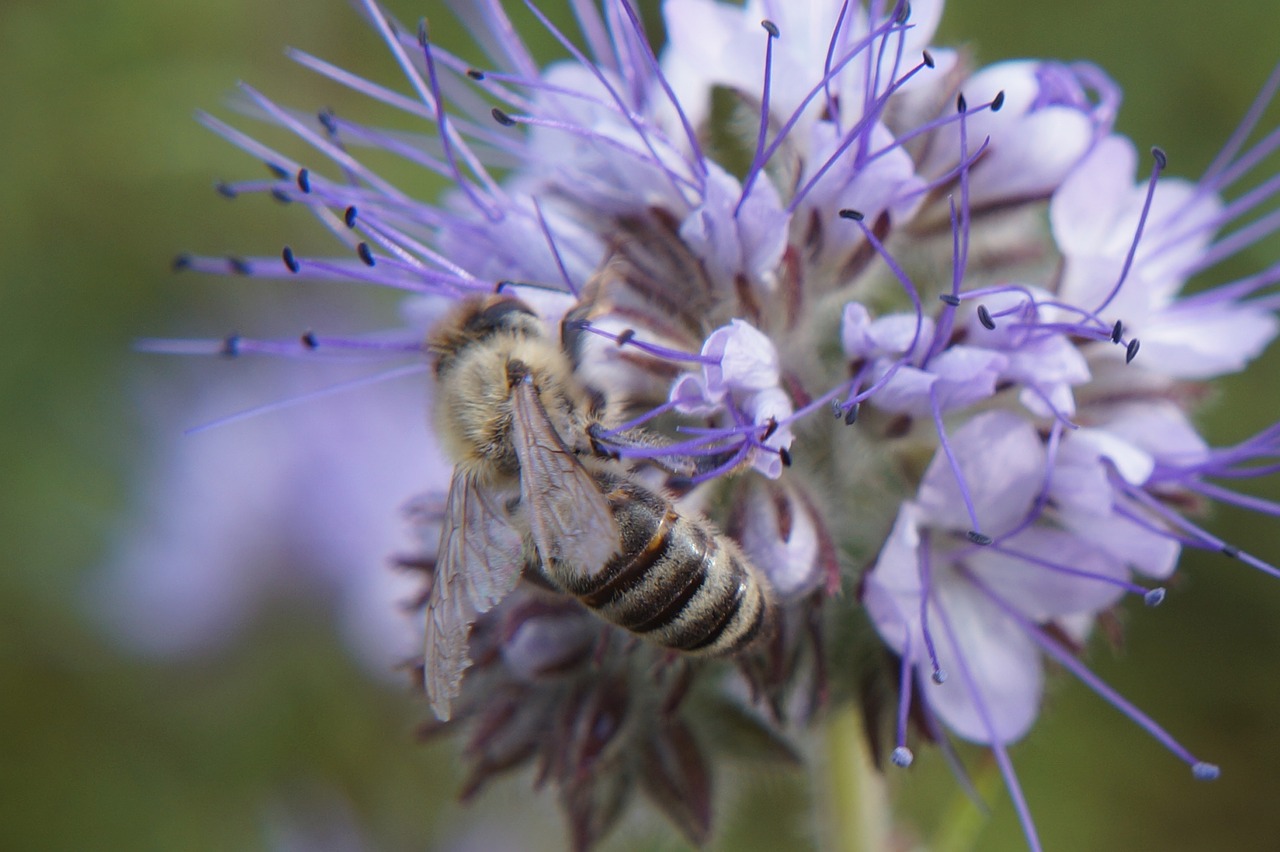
[615,329,636,346]
[357,242,376,267]
[215,181,237,199]
[990,90,1006,112]
[761,19,780,38]
[492,107,517,126]
[844,403,860,426]
[837,208,864,221]
[466,69,485,80]
[967,531,993,546]
[318,109,339,136]
[344,206,358,228]
[270,188,291,204]
[894,1,911,24]
[227,257,251,275]
[417,18,429,48]
[301,330,319,350]
[778,447,793,467]
[265,162,290,179]
[282,246,300,274]
[1151,146,1168,170]
[977,305,996,330]
[296,168,311,193]
[171,253,193,272]
[939,293,961,307]
[1222,544,1241,558]
[220,333,242,358]
[762,417,779,440]
[1111,320,1124,343]
[956,93,968,113]
[1125,338,1141,363]
[495,280,513,293]
[922,50,935,68]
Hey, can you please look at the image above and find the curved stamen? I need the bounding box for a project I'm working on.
[986,542,1162,601]
[570,321,712,364]
[962,565,1219,781]
[613,0,708,183]
[892,627,916,768]
[236,83,411,202]
[928,569,1043,852]
[788,54,935,214]
[917,532,946,685]
[733,19,780,220]
[138,333,424,360]
[531,198,580,296]
[184,362,428,435]
[821,1,854,128]
[743,16,910,196]
[1107,465,1280,580]
[1091,147,1166,316]
[929,383,986,541]
[519,0,701,201]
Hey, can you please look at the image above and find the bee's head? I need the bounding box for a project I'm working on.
[428,295,543,375]
[462,296,542,338]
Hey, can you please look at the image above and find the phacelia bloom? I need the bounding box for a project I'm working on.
[95,357,437,673]
[157,0,1280,848]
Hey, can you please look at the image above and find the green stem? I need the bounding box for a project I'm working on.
[823,704,890,852]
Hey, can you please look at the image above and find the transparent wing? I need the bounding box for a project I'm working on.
[510,376,619,575]
[424,467,523,721]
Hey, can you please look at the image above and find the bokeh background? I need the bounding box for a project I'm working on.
[4,0,1279,849]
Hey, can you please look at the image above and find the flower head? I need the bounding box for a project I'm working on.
[157,0,1280,848]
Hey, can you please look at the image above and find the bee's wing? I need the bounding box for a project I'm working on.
[425,467,523,721]
[510,376,619,575]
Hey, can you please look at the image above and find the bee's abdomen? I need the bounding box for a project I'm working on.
[570,476,769,656]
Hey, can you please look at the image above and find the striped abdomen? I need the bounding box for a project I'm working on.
[547,473,771,655]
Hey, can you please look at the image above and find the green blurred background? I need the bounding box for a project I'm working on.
[3,0,1279,849]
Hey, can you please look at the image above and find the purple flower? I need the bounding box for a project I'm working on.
[1052,134,1279,378]
[94,361,437,674]
[670,318,795,477]
[158,0,1280,848]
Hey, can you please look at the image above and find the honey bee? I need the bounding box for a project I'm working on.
[424,295,772,720]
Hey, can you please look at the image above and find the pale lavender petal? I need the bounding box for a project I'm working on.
[917,411,1046,533]
[703,319,780,393]
[968,527,1128,619]
[926,575,1044,745]
[680,162,788,289]
[737,481,822,600]
[862,502,926,658]
[1140,301,1279,379]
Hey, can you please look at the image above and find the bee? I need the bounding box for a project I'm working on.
[424,295,772,720]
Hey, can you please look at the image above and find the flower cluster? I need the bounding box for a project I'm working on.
[155,0,1280,848]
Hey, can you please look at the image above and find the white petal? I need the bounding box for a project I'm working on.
[1095,402,1208,465]
[1050,135,1138,255]
[863,503,926,657]
[737,481,822,600]
[929,346,1008,412]
[704,318,780,392]
[969,527,1128,620]
[1140,301,1279,379]
[970,108,1094,206]
[1061,426,1156,486]
[917,411,1046,534]
[925,574,1044,745]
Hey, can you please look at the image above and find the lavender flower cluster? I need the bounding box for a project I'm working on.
[144,0,1280,848]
